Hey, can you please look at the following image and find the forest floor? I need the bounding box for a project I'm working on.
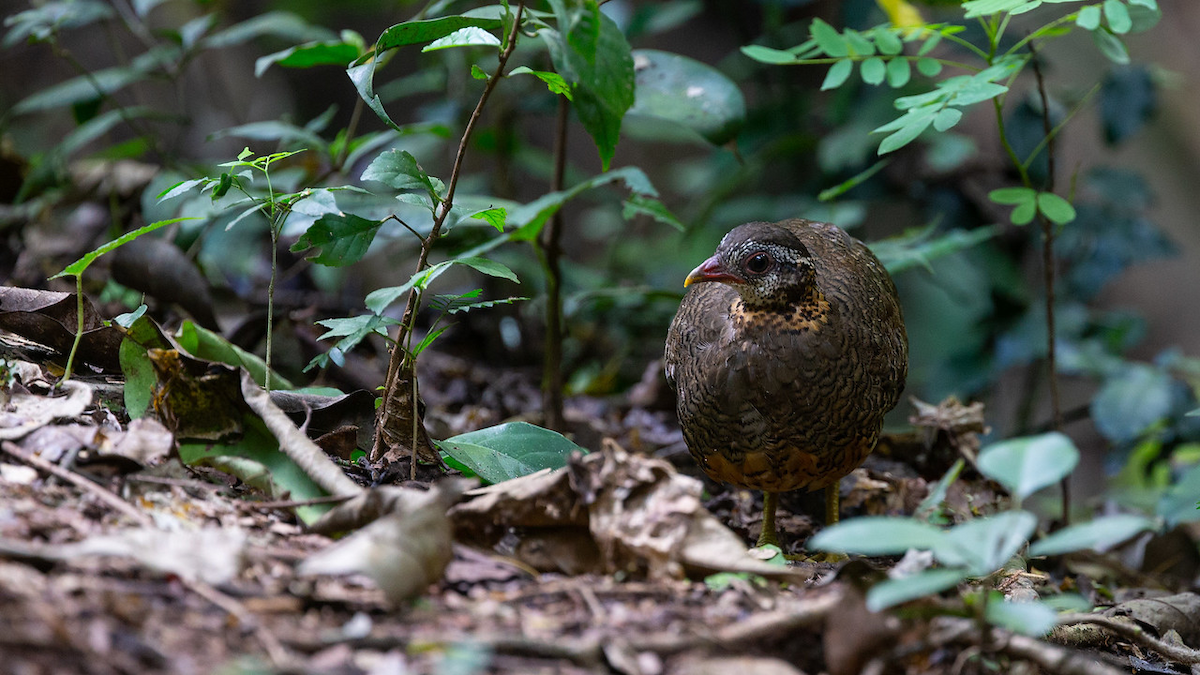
[1,332,1198,675]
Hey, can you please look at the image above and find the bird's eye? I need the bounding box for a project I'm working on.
[744,252,772,274]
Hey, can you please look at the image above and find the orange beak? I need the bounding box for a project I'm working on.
[684,256,744,287]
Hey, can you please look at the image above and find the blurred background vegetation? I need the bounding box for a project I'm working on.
[2,0,1199,512]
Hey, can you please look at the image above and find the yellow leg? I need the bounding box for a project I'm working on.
[825,484,840,526]
[756,491,781,548]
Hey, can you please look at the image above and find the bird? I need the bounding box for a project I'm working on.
[664,218,907,548]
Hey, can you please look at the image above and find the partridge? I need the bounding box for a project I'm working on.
[665,219,908,547]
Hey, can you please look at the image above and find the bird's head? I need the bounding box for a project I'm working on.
[684,222,816,310]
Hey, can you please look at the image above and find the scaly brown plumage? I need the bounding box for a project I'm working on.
[664,218,908,547]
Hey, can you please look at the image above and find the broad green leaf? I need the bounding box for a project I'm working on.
[203,11,332,49]
[211,120,325,152]
[1037,192,1076,224]
[986,599,1058,636]
[962,0,1030,18]
[361,149,442,199]
[878,115,932,154]
[509,166,658,240]
[916,57,942,77]
[421,26,501,52]
[622,193,684,230]
[175,321,294,390]
[179,415,330,524]
[822,59,854,90]
[12,46,174,114]
[1076,5,1102,30]
[434,421,588,485]
[989,186,1037,205]
[3,1,114,47]
[509,66,573,99]
[1029,514,1157,556]
[977,432,1079,500]
[118,315,171,419]
[874,29,904,56]
[375,15,502,50]
[348,58,401,132]
[809,18,848,58]
[292,213,383,266]
[866,568,968,611]
[861,57,887,85]
[933,108,962,131]
[807,516,946,555]
[953,79,1007,106]
[542,11,634,170]
[1103,0,1132,33]
[844,30,875,57]
[933,511,1037,575]
[1093,27,1129,64]
[1012,199,1037,225]
[627,49,746,146]
[1158,461,1200,526]
[450,256,519,284]
[740,45,797,65]
[1092,364,1176,443]
[465,207,507,231]
[53,217,191,279]
[255,39,361,77]
[886,57,911,88]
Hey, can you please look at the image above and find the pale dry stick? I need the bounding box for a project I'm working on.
[186,577,292,667]
[1,441,154,527]
[1056,613,1200,665]
[373,2,528,465]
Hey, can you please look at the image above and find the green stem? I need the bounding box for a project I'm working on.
[61,275,85,385]
[264,168,277,392]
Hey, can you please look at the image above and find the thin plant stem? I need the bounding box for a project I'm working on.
[61,275,85,384]
[264,164,278,392]
[1030,41,1068,524]
[541,95,570,431]
[374,3,526,460]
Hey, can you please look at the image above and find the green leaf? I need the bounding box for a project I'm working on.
[986,599,1059,637]
[292,213,383,266]
[818,159,889,202]
[509,166,658,240]
[874,29,904,56]
[866,568,968,611]
[118,315,171,419]
[1029,514,1158,556]
[989,186,1037,205]
[465,207,507,231]
[1092,364,1176,443]
[740,45,798,65]
[543,10,635,170]
[809,18,848,58]
[179,415,330,524]
[977,432,1080,500]
[933,511,1037,575]
[933,108,963,132]
[627,49,746,146]
[870,224,999,274]
[255,39,361,77]
[364,256,518,314]
[844,30,875,57]
[3,1,114,47]
[962,0,1031,18]
[348,58,401,131]
[1158,461,1200,526]
[433,421,588,485]
[361,149,442,200]
[1093,27,1129,64]
[860,57,887,85]
[878,114,933,154]
[175,322,294,390]
[886,57,911,88]
[622,193,684,230]
[1076,5,1102,30]
[1012,199,1037,225]
[807,516,946,555]
[52,218,191,279]
[1037,192,1076,224]
[1103,0,1132,33]
[509,66,573,99]
[203,11,332,49]
[822,59,854,91]
[421,26,501,52]
[12,46,173,114]
[916,57,942,77]
[374,15,502,50]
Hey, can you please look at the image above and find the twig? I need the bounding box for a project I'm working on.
[1,441,154,528]
[1056,613,1200,665]
[540,95,570,431]
[186,578,292,668]
[374,3,527,460]
[1029,40,1068,525]
[933,617,1126,675]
